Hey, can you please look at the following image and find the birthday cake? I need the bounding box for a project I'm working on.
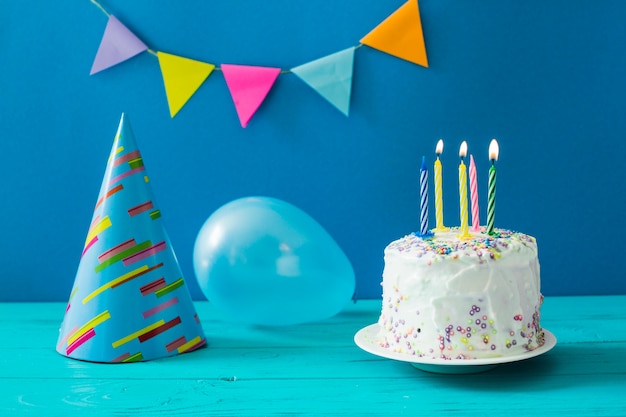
[376,228,544,360]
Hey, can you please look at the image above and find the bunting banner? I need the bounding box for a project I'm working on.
[89,0,428,127]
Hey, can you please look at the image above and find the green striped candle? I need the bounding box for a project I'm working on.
[486,139,499,235]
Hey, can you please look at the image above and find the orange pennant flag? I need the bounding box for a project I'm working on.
[360,0,428,68]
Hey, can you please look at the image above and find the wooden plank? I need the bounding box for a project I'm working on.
[2,296,625,349]
[0,340,624,380]
[2,374,625,416]
[0,296,624,416]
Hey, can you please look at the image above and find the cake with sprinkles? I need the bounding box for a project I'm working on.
[377,228,544,360]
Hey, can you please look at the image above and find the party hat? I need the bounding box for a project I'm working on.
[57,113,206,362]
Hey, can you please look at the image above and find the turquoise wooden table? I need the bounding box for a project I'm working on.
[1,295,625,416]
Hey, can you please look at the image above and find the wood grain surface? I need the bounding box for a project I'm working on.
[1,296,624,416]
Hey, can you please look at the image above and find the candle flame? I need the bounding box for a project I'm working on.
[489,139,499,161]
[435,139,444,155]
[459,141,467,158]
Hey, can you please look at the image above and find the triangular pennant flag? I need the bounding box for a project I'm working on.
[91,15,148,75]
[57,113,206,363]
[291,47,356,117]
[221,64,281,128]
[360,0,428,68]
[157,52,215,118]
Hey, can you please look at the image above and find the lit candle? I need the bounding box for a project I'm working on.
[458,141,471,239]
[432,139,448,232]
[418,156,432,237]
[487,139,499,235]
[469,154,480,232]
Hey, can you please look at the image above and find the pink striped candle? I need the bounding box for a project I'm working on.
[469,154,480,232]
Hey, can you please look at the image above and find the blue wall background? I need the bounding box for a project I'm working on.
[1,0,624,302]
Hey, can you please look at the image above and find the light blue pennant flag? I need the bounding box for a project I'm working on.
[291,46,356,116]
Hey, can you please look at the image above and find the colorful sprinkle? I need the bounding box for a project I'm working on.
[388,228,536,263]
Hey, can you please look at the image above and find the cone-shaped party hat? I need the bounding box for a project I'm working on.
[57,114,206,363]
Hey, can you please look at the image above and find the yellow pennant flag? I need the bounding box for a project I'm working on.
[157,52,215,117]
[360,0,428,68]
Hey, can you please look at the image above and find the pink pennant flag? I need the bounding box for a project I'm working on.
[91,15,148,75]
[221,64,281,128]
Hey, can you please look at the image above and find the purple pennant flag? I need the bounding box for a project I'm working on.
[90,15,148,75]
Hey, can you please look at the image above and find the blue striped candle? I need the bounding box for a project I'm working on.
[419,156,430,237]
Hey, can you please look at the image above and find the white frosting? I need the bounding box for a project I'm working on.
[377,228,544,359]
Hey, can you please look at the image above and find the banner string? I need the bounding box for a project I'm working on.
[89,0,363,73]
[90,0,109,17]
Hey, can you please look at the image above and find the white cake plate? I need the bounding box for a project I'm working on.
[354,324,557,374]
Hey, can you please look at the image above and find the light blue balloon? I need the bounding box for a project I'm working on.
[193,197,355,326]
